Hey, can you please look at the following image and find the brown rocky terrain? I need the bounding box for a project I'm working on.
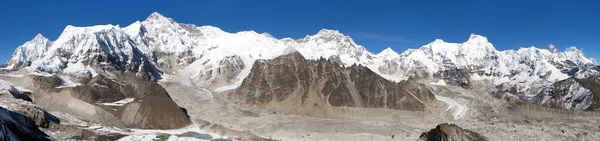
[576,73,600,109]
[418,123,488,141]
[0,72,191,130]
[232,51,436,113]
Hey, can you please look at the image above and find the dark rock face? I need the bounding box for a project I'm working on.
[575,68,600,109]
[0,107,50,141]
[439,69,471,89]
[531,67,600,110]
[531,78,595,110]
[418,123,488,141]
[434,60,471,89]
[196,55,245,87]
[31,75,64,92]
[232,51,435,111]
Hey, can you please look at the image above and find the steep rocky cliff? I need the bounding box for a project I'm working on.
[232,51,435,111]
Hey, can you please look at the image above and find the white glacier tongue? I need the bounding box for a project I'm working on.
[2,12,597,92]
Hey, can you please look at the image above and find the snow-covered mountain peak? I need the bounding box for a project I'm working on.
[314,29,345,38]
[3,32,54,70]
[546,44,558,53]
[4,13,597,96]
[51,24,124,49]
[261,32,274,38]
[565,46,583,53]
[292,28,370,66]
[32,33,48,41]
[432,39,446,43]
[378,47,399,56]
[235,30,260,35]
[375,47,400,61]
[563,46,595,65]
[123,20,145,37]
[22,33,51,47]
[465,33,490,44]
[145,12,173,23]
[61,24,120,35]
[197,25,224,32]
[192,25,227,37]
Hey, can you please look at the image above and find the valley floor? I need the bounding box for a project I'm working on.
[157,76,600,141]
[9,71,597,141]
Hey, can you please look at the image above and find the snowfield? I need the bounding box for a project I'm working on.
[98,98,135,106]
[430,80,447,86]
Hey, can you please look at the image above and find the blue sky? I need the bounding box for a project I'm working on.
[0,0,598,62]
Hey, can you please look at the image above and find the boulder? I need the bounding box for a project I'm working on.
[418,123,488,141]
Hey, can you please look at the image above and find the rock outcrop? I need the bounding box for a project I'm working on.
[531,66,600,110]
[0,107,50,141]
[0,80,52,141]
[232,51,435,111]
[418,123,488,141]
[0,80,54,128]
[531,78,595,110]
[2,73,191,129]
[60,74,191,129]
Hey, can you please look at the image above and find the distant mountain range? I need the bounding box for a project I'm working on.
[3,12,599,110]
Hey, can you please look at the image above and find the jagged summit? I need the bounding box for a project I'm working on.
[565,46,583,53]
[546,44,558,53]
[314,28,345,37]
